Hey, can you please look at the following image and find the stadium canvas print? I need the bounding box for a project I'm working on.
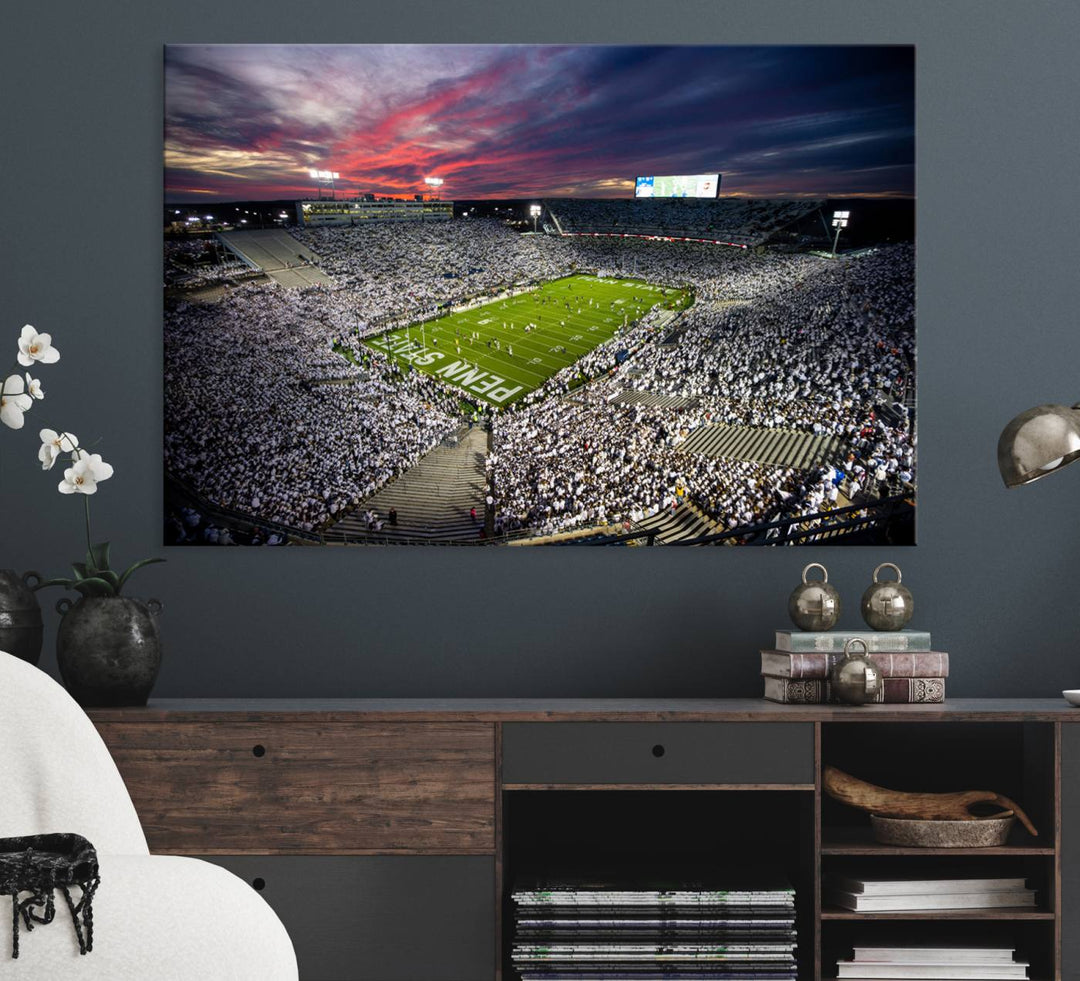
[164,44,915,546]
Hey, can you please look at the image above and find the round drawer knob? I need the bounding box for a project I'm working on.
[252,744,267,758]
[252,877,266,891]
[651,744,666,758]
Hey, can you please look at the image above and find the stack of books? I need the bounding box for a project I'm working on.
[825,874,1036,912]
[761,629,948,704]
[510,875,798,980]
[836,945,1029,979]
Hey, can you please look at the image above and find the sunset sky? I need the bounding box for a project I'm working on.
[165,44,914,202]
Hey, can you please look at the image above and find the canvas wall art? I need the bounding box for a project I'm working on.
[164,44,915,546]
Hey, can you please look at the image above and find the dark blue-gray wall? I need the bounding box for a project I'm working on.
[2,1,1078,698]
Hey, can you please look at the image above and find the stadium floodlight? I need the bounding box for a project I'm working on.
[830,209,850,257]
[309,167,341,199]
[424,177,444,187]
[529,203,542,233]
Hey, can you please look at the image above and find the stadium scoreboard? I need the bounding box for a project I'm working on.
[634,174,721,199]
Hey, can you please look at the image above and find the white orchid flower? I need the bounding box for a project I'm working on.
[0,374,33,430]
[58,450,114,495]
[38,429,79,470]
[17,325,60,367]
[25,373,43,400]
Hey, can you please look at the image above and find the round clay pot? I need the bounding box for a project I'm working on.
[0,570,45,666]
[56,596,163,707]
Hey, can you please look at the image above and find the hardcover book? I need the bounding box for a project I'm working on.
[762,676,945,704]
[774,630,931,653]
[760,650,948,680]
[837,965,1027,980]
[825,889,1035,912]
[830,876,1026,896]
[851,947,1017,963]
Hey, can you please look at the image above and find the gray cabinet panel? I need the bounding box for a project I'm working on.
[1063,726,1080,976]
[501,722,814,785]
[206,855,494,981]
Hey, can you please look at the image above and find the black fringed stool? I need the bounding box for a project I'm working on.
[0,834,100,959]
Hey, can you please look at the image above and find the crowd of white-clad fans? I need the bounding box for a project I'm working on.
[165,284,460,532]
[164,215,914,539]
[164,239,251,288]
[490,239,913,535]
[290,220,572,331]
[165,504,287,546]
[488,395,812,538]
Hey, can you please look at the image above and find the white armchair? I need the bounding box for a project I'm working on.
[0,650,298,980]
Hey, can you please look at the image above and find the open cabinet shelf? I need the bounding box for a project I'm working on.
[820,826,1055,856]
[820,907,1056,921]
[815,720,1060,981]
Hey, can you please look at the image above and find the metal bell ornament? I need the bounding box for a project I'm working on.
[830,638,884,705]
[860,562,914,631]
[788,563,841,632]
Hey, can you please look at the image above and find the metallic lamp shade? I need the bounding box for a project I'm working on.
[997,403,1080,487]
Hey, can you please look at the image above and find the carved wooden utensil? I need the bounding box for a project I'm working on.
[823,765,1039,836]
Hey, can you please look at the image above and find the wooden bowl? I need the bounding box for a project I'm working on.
[870,813,1016,848]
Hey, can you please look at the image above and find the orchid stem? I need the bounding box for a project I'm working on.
[84,494,93,557]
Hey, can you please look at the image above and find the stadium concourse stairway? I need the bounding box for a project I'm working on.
[611,390,698,410]
[680,423,842,472]
[630,500,722,545]
[327,427,488,543]
[217,229,333,288]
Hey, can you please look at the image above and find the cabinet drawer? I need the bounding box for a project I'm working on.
[95,722,495,854]
[501,722,813,786]
[207,855,494,981]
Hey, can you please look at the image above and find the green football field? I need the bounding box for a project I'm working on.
[362,275,691,407]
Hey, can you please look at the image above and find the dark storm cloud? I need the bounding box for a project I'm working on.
[164,44,914,200]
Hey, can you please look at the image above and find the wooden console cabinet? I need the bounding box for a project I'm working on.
[89,699,1080,981]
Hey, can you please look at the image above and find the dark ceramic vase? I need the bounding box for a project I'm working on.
[55,596,163,707]
[0,570,44,665]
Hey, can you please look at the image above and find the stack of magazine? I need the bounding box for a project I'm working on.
[510,875,797,980]
[836,945,1029,979]
[824,874,1036,912]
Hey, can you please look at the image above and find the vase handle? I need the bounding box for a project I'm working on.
[56,597,74,616]
[22,571,42,589]
[146,599,163,616]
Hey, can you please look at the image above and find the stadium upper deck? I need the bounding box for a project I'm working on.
[297,198,453,226]
[544,198,823,247]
